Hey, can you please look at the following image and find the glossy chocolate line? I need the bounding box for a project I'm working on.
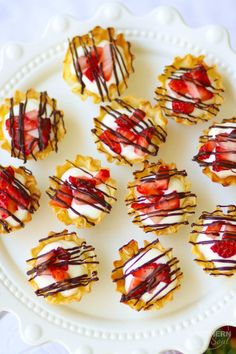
[39,230,75,242]
[68,38,85,93]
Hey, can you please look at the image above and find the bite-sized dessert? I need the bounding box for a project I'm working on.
[26,230,99,304]
[155,54,224,125]
[112,238,182,311]
[193,118,236,186]
[92,97,167,166]
[0,165,40,233]
[63,26,134,103]
[47,155,117,228]
[0,89,66,163]
[190,205,236,276]
[125,160,196,235]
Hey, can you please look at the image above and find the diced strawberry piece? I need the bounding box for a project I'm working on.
[131,262,158,279]
[205,222,222,239]
[172,100,195,114]
[196,85,213,101]
[0,191,18,219]
[94,169,110,184]
[169,79,188,95]
[115,114,133,129]
[99,130,121,154]
[50,268,69,282]
[155,194,180,211]
[131,202,150,210]
[50,184,73,208]
[198,141,216,161]
[116,128,137,145]
[223,223,236,240]
[69,176,96,189]
[101,43,113,81]
[182,65,211,86]
[211,240,236,258]
[137,176,169,195]
[134,128,155,157]
[214,145,236,168]
[130,109,146,124]
[6,184,30,209]
[73,188,104,205]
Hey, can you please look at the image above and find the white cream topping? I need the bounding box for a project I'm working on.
[197,218,236,268]
[138,177,185,227]
[204,122,236,178]
[4,172,29,227]
[34,240,87,297]
[61,167,108,220]
[124,248,177,303]
[3,99,53,149]
[70,40,125,95]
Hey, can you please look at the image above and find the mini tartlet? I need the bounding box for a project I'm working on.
[190,205,236,276]
[125,160,197,235]
[155,54,224,125]
[0,89,66,163]
[112,238,182,311]
[193,118,236,186]
[47,155,117,228]
[0,165,40,234]
[92,97,167,166]
[63,26,134,103]
[26,230,99,304]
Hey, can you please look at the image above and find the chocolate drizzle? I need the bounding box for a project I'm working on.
[26,230,98,298]
[0,165,40,233]
[155,65,223,124]
[126,164,196,232]
[112,239,182,310]
[193,119,236,172]
[68,27,132,101]
[190,206,236,276]
[8,91,65,163]
[92,99,167,166]
[47,160,117,226]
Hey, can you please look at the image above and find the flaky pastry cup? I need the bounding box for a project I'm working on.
[63,26,134,103]
[125,160,196,235]
[0,166,40,234]
[47,154,117,228]
[26,230,99,304]
[112,239,183,311]
[189,205,236,276]
[155,54,224,125]
[0,89,66,162]
[92,96,167,166]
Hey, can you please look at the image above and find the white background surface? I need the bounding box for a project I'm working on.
[0,1,236,353]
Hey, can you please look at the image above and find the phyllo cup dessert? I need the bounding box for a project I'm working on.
[112,239,182,311]
[0,165,40,233]
[92,97,167,166]
[193,117,236,186]
[155,54,224,125]
[26,230,99,304]
[0,89,66,163]
[47,155,117,228]
[63,26,134,103]
[190,205,236,276]
[125,160,196,235]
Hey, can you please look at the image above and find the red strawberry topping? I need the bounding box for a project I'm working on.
[50,184,73,208]
[198,141,216,161]
[205,222,222,239]
[182,65,211,86]
[172,100,195,114]
[137,176,169,195]
[155,193,180,211]
[94,169,110,184]
[0,191,18,219]
[99,130,121,154]
[211,240,236,258]
[5,110,52,156]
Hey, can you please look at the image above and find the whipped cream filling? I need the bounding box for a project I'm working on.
[101,110,158,160]
[70,40,125,95]
[139,177,185,227]
[204,122,236,178]
[61,167,108,220]
[197,218,236,268]
[34,240,87,297]
[4,172,29,227]
[124,248,177,303]
[3,99,54,150]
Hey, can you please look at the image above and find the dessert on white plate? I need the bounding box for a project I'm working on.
[47,154,117,228]
[112,238,182,311]
[92,96,167,166]
[26,229,99,304]
[193,118,236,186]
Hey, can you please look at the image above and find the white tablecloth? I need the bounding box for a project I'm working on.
[0,0,236,353]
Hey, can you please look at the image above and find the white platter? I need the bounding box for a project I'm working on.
[0,3,235,354]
